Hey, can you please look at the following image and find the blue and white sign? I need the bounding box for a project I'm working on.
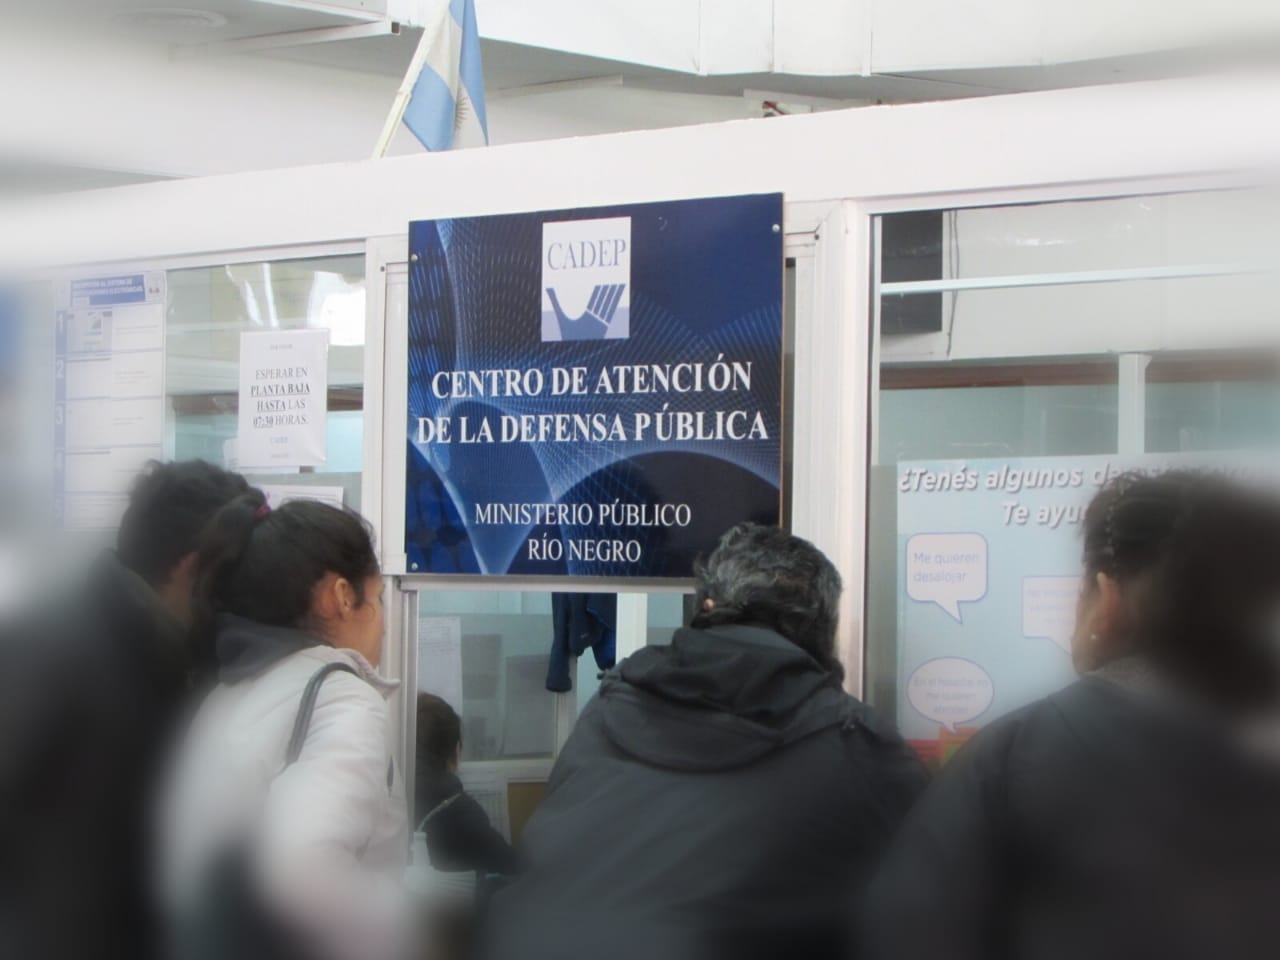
[541,216,631,341]
[69,274,163,308]
[406,194,784,578]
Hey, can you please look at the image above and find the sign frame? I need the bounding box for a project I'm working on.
[404,194,783,583]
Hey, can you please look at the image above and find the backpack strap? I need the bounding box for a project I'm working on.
[284,662,358,767]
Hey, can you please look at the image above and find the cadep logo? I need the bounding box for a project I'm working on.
[541,217,631,341]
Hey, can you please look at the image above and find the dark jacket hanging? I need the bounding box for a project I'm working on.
[546,593,616,692]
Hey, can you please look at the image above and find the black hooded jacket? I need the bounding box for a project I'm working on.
[485,624,928,960]
[864,675,1280,960]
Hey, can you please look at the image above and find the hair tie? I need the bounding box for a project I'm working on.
[255,503,272,521]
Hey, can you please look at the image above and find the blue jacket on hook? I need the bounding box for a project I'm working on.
[546,594,617,692]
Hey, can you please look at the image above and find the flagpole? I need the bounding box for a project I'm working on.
[372,0,451,159]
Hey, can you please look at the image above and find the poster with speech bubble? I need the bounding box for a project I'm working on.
[907,657,995,732]
[906,533,988,621]
[893,452,1279,760]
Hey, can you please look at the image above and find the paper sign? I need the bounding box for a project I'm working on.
[259,484,345,510]
[55,273,166,530]
[65,357,111,400]
[108,302,165,352]
[417,615,464,714]
[110,351,164,399]
[501,655,556,757]
[237,329,329,469]
[221,437,299,476]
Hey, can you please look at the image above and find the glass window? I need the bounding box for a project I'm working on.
[867,189,1272,768]
[166,254,366,501]
[647,591,692,647]
[866,366,1118,741]
[1146,357,1280,453]
[413,589,691,760]
[879,376,1118,462]
[417,591,561,763]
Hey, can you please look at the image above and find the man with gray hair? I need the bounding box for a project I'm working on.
[485,523,927,960]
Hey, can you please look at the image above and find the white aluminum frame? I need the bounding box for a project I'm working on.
[858,173,1260,723]
[860,172,1255,467]
[880,262,1254,296]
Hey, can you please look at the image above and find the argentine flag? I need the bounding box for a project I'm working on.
[402,0,488,151]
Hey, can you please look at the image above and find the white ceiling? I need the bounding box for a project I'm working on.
[29,0,380,41]
[18,0,1185,103]
[7,0,1266,197]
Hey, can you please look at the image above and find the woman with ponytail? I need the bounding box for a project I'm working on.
[161,493,407,960]
[867,471,1280,960]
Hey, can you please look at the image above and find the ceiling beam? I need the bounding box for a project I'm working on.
[174,19,401,59]
[491,74,625,99]
[253,0,387,22]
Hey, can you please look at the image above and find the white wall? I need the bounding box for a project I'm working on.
[477,0,1280,76]
[0,20,755,182]
[7,73,1280,272]
[488,85,755,146]
[9,2,1280,189]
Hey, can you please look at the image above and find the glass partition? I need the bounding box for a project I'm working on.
[410,587,687,840]
[867,188,1280,768]
[646,591,692,646]
[166,253,366,504]
[866,363,1119,745]
[1146,356,1280,453]
[417,591,561,763]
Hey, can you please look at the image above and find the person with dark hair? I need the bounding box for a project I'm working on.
[413,695,517,960]
[161,494,407,960]
[415,694,517,876]
[865,470,1280,960]
[0,459,252,960]
[484,523,927,960]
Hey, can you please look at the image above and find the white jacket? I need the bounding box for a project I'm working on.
[163,633,408,960]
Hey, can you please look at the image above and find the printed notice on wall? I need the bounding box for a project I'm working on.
[237,329,329,469]
[258,483,345,510]
[54,273,166,530]
[417,615,464,714]
[501,654,556,758]
[895,451,1280,766]
[405,194,784,578]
